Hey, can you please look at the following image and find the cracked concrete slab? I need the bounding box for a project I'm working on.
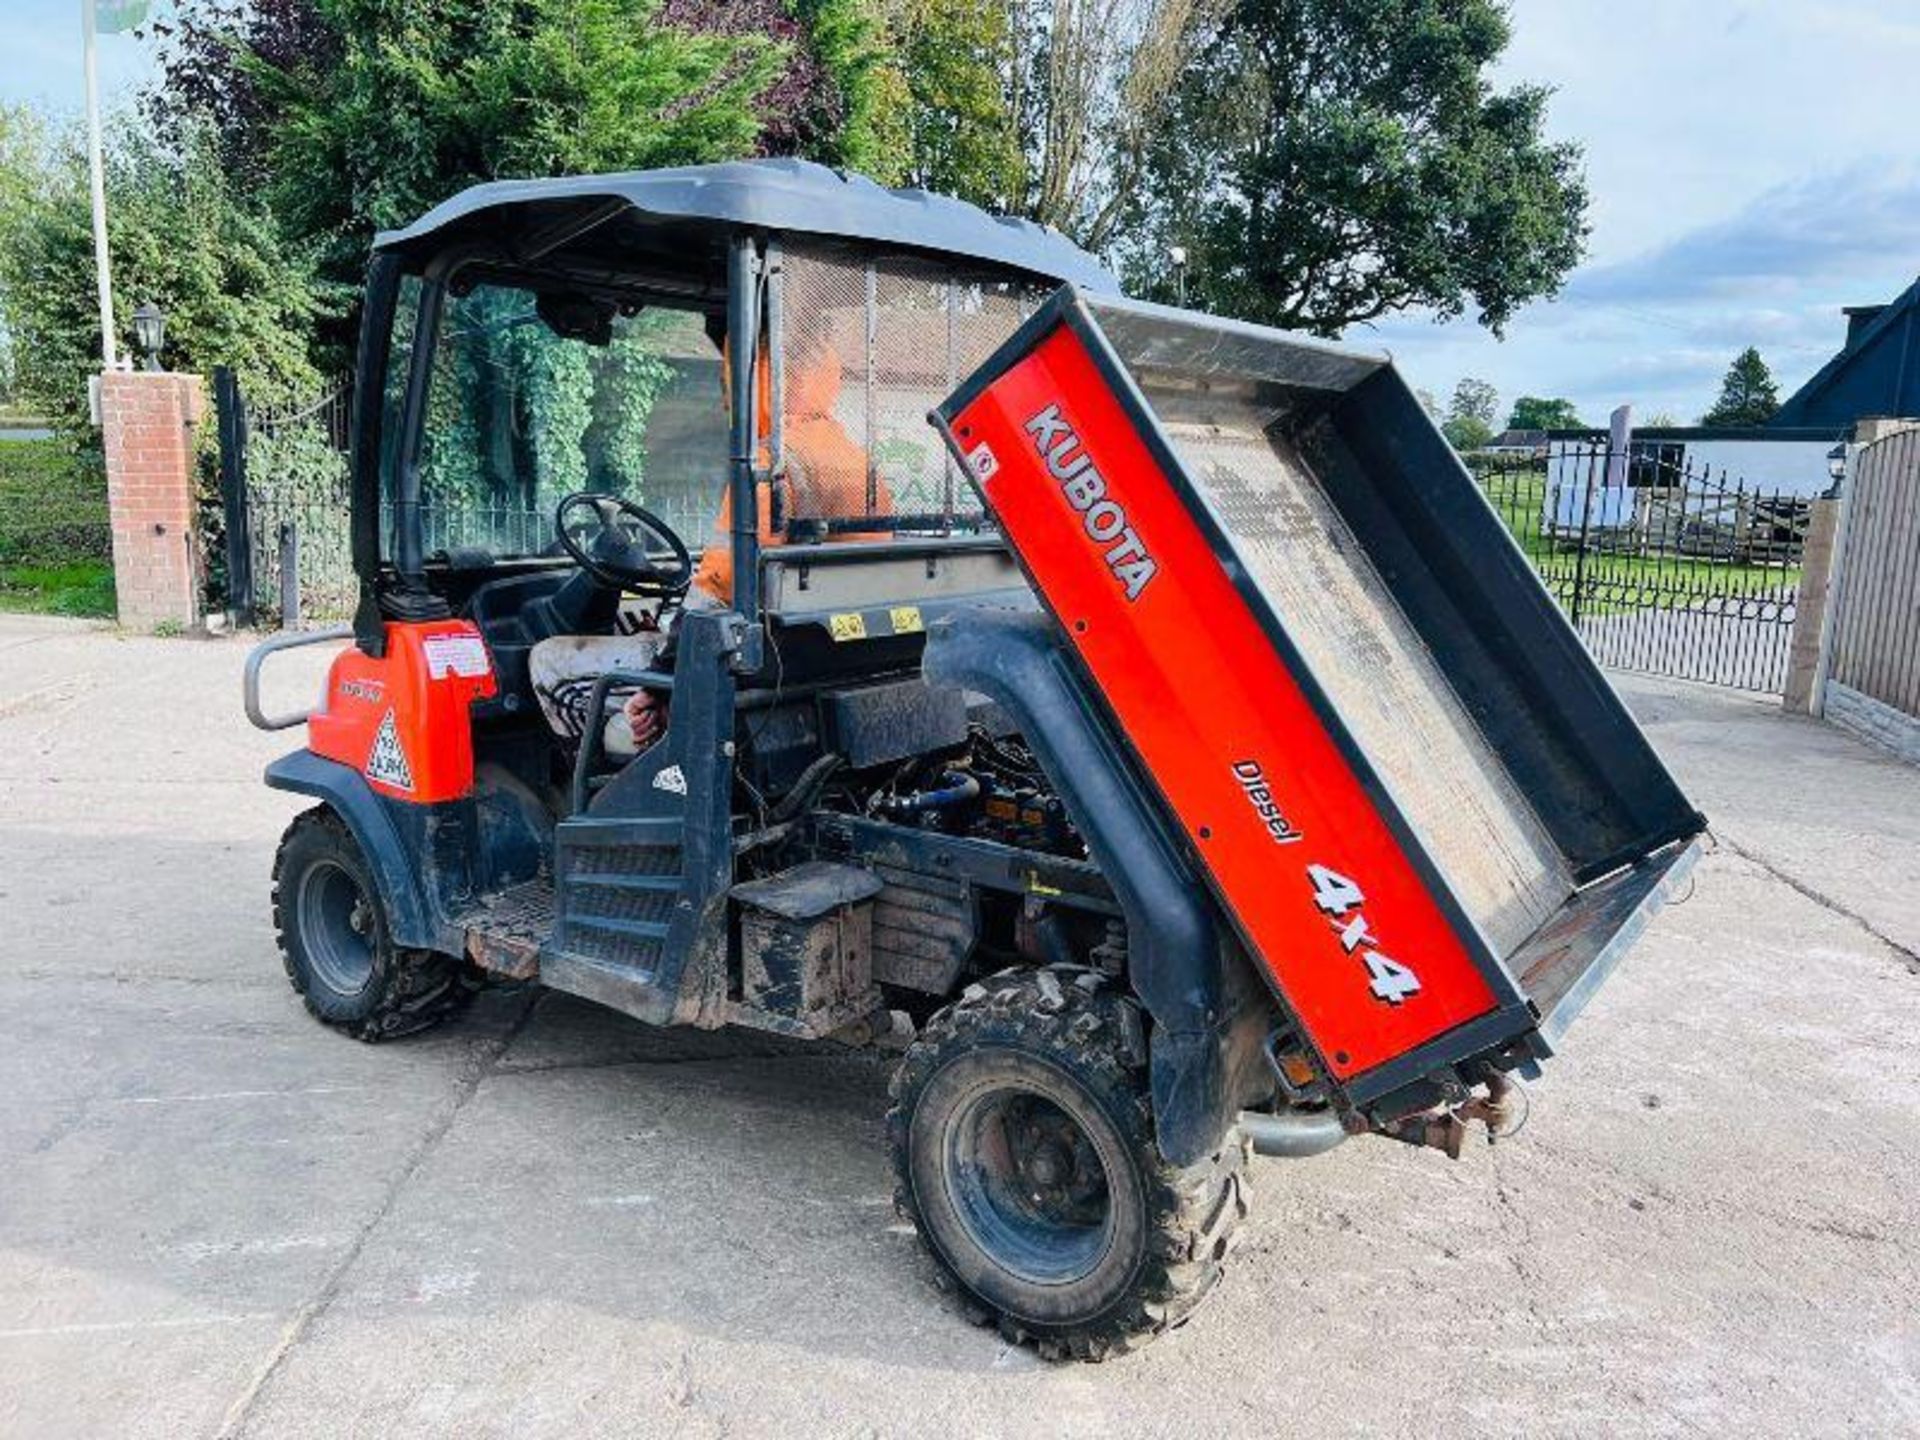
[2,617,1917,1437]
[1613,672,1920,962]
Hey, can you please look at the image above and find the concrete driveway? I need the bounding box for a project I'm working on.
[2,615,1917,1438]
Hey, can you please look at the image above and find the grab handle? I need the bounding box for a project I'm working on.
[243,624,354,731]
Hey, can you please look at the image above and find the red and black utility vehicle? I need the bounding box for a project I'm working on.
[246,159,1705,1359]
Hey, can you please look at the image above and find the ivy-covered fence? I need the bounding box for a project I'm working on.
[213,296,732,630]
[214,369,354,627]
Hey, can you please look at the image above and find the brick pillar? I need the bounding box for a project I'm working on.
[99,371,206,631]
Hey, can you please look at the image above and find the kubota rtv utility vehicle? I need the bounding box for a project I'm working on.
[247,159,1705,1359]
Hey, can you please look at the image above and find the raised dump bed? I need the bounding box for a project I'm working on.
[934,290,1705,1107]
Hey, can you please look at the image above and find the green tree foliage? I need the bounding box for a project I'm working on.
[788,0,913,181]
[245,0,783,294]
[1442,375,1497,451]
[1700,347,1780,427]
[1506,396,1583,431]
[149,1,912,302]
[1449,376,1498,426]
[1121,0,1588,334]
[0,104,321,438]
[420,288,677,520]
[894,0,1024,207]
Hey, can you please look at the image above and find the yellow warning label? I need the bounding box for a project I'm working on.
[828,611,868,642]
[889,605,924,635]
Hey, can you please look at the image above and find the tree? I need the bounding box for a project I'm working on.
[1120,0,1588,335]
[0,106,322,437]
[1442,375,1496,451]
[1006,0,1222,247]
[1506,396,1583,431]
[894,0,1025,208]
[778,0,913,180]
[1701,348,1780,427]
[145,0,908,318]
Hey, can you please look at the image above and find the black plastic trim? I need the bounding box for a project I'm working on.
[264,750,435,949]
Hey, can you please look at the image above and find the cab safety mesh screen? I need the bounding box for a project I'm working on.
[777,243,1043,534]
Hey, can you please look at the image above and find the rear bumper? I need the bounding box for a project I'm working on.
[1348,838,1701,1116]
[1518,838,1701,1053]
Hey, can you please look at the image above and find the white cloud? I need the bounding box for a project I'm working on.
[1360,1,1920,426]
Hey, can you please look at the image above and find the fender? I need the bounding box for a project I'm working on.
[923,606,1240,1166]
[265,750,436,950]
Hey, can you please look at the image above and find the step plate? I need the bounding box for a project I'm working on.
[457,878,555,979]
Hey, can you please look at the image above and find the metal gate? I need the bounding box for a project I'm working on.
[1823,425,1920,724]
[1473,444,1814,693]
[214,367,355,627]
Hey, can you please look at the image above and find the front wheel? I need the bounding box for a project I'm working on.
[271,807,470,1041]
[887,966,1249,1361]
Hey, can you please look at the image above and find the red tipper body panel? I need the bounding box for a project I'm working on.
[945,324,1497,1081]
[308,621,497,803]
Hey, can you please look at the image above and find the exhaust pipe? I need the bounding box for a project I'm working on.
[1238,1107,1348,1159]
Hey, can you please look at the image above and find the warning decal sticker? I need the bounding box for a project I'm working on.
[422,632,491,680]
[366,709,415,791]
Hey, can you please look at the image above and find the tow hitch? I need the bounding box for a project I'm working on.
[1384,1073,1529,1159]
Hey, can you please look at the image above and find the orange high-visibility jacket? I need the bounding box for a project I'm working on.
[692,346,893,605]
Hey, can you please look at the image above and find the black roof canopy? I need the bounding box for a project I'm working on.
[374,157,1117,294]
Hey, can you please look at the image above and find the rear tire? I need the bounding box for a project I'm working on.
[887,966,1249,1361]
[272,807,469,1041]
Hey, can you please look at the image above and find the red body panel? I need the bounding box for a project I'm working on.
[308,621,497,804]
[948,325,1497,1079]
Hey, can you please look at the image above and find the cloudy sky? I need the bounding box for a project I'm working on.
[4,1,1917,426]
[1358,1,1920,426]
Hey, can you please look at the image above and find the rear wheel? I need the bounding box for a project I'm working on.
[887,966,1248,1361]
[272,807,469,1041]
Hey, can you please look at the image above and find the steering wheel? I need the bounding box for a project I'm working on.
[554,491,692,597]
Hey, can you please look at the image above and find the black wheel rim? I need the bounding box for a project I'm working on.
[944,1086,1114,1286]
[297,859,376,996]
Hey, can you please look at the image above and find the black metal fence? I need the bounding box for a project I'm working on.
[1471,445,1816,693]
[215,368,355,627]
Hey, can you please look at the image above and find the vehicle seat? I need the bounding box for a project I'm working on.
[528,629,670,758]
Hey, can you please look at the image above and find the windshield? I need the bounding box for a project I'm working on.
[383,280,726,563]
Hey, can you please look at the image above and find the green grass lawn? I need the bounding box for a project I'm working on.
[0,439,116,617]
[0,560,116,616]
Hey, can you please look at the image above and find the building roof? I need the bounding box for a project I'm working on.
[373,158,1117,292]
[1772,276,1920,430]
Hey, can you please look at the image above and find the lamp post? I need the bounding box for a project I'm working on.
[131,301,167,372]
[81,0,117,369]
[1169,246,1188,307]
[80,0,152,371]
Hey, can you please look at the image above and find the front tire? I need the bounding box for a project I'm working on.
[887,966,1249,1361]
[271,807,469,1041]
